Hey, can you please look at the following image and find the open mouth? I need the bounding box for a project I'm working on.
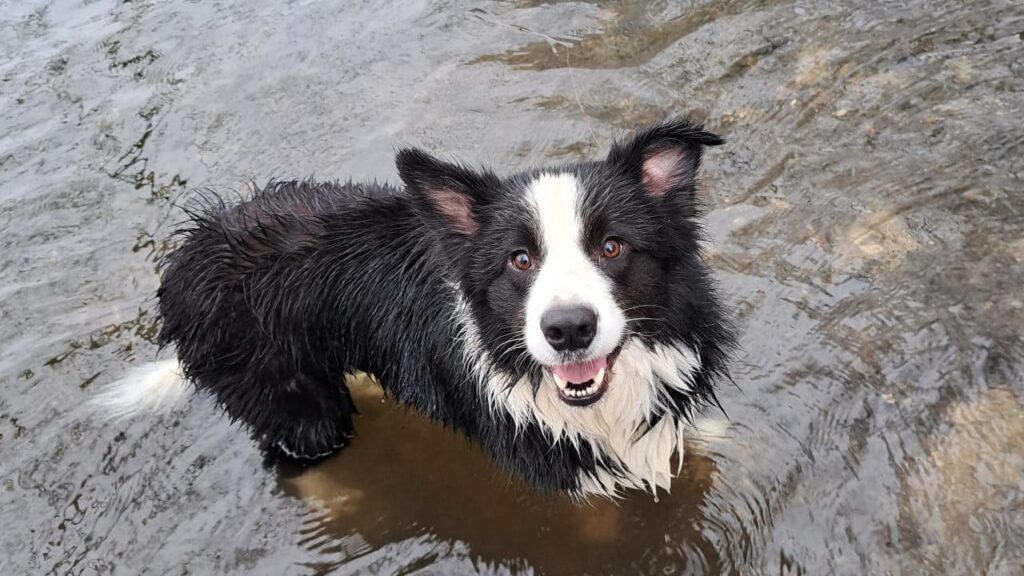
[548,346,622,407]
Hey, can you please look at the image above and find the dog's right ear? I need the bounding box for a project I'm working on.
[396,148,496,240]
[605,118,723,201]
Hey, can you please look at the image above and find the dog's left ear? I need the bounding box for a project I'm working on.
[396,148,497,239]
[606,118,723,199]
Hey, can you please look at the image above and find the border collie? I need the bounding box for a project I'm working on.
[99,118,735,499]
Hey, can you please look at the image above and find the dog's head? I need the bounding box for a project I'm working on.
[398,119,732,460]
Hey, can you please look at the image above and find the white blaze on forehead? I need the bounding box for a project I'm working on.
[524,173,625,365]
[528,172,581,267]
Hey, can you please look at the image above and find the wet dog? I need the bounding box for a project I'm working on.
[99,118,735,498]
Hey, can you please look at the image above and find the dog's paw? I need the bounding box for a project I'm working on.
[262,435,351,468]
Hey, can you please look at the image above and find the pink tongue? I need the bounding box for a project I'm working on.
[552,357,607,384]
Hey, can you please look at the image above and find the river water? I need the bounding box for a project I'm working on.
[2,0,1022,574]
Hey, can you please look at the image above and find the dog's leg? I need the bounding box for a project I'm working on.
[257,369,357,464]
[208,353,357,464]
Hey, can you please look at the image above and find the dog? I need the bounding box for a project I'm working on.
[99,118,735,499]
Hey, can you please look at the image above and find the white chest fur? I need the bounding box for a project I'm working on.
[454,296,700,498]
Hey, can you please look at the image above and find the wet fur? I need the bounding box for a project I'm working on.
[156,118,734,496]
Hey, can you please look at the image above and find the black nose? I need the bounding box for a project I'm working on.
[541,306,598,352]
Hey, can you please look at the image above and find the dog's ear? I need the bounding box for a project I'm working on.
[396,148,496,239]
[606,118,723,199]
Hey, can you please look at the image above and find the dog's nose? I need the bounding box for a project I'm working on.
[541,306,598,352]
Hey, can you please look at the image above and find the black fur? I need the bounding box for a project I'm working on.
[156,118,734,494]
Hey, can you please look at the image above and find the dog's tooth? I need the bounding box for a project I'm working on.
[553,374,567,389]
[595,368,606,386]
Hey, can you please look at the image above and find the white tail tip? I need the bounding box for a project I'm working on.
[92,359,192,420]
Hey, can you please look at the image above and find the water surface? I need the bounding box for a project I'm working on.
[1,0,1022,574]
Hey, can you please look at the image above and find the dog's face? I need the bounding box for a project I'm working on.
[398,119,727,421]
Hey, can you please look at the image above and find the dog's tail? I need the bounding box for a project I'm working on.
[91,359,193,420]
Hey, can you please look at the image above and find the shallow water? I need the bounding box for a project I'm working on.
[1,0,1022,574]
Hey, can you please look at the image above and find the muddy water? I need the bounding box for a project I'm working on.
[1,0,1022,574]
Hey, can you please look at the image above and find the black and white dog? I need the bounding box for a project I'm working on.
[100,119,735,499]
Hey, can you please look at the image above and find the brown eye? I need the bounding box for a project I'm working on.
[511,250,533,271]
[601,238,623,259]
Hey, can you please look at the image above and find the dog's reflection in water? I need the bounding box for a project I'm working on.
[279,374,721,573]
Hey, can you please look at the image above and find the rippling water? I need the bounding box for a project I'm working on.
[2,0,1022,574]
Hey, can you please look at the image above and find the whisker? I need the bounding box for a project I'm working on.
[618,325,659,334]
[624,317,665,325]
[620,304,668,313]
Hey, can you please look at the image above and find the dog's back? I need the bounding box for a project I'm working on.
[157,181,463,459]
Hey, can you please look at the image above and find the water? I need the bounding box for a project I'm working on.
[1,0,1022,574]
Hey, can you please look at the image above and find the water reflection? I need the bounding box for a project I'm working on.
[280,376,723,575]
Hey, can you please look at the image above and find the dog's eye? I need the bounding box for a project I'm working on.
[601,238,624,259]
[510,250,533,271]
